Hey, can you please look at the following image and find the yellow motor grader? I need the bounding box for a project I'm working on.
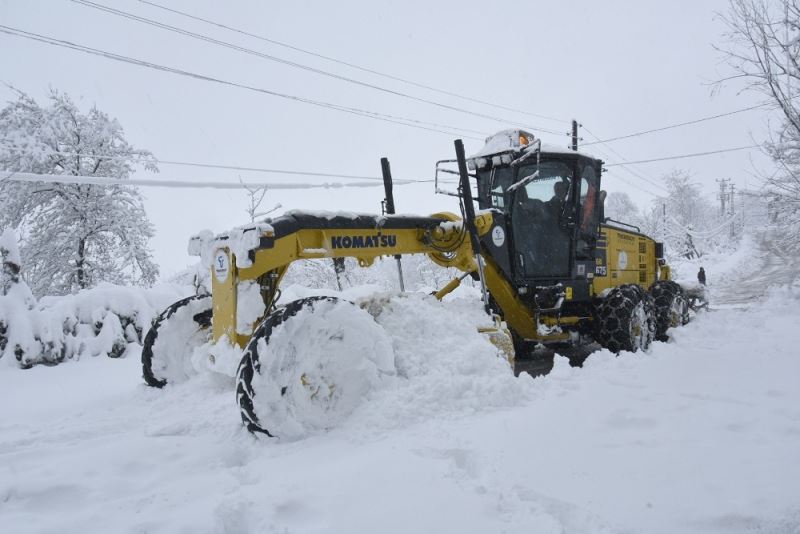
[142,130,689,436]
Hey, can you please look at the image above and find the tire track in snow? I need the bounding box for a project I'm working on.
[707,231,800,307]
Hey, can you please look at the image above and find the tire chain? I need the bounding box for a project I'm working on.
[141,294,211,388]
[595,284,656,353]
[649,280,689,341]
[236,296,340,437]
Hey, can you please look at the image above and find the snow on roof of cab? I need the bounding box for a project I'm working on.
[469,129,598,160]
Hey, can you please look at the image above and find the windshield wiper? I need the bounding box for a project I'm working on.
[507,139,542,192]
[510,138,541,167]
[507,169,540,192]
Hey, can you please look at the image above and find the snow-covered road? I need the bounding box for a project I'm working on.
[1,244,799,533]
[712,231,800,307]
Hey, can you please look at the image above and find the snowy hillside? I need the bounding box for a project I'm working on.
[1,234,799,534]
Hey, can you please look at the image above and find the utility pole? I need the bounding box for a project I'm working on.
[716,178,730,216]
[571,119,579,151]
[729,183,736,238]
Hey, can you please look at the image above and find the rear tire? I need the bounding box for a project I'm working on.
[142,294,212,388]
[595,284,656,353]
[649,280,689,341]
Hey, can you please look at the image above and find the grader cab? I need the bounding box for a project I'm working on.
[142,130,691,437]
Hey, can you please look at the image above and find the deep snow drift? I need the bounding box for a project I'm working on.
[1,240,799,533]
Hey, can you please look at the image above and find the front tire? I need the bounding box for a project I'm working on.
[142,294,212,388]
[595,284,656,353]
[236,296,394,439]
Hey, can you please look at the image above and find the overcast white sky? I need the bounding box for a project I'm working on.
[0,0,779,277]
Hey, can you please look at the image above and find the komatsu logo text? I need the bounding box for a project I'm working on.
[331,234,397,249]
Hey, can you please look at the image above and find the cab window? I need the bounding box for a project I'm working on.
[578,164,599,235]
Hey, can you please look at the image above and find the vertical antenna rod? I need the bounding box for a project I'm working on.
[453,139,489,313]
[380,157,405,292]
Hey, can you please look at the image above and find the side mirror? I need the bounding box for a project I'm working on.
[598,189,607,221]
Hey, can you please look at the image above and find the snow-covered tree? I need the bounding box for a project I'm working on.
[604,191,643,227]
[0,89,159,296]
[661,171,714,231]
[642,171,719,258]
[719,0,800,252]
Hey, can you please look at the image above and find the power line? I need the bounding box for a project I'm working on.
[605,144,762,166]
[581,125,667,192]
[69,0,566,137]
[580,142,659,197]
[154,159,427,182]
[136,0,569,125]
[589,146,660,197]
[19,147,432,183]
[580,142,661,194]
[583,103,767,146]
[0,24,485,141]
[0,170,403,190]
[613,176,659,197]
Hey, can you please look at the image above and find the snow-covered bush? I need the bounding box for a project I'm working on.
[1,229,37,365]
[1,282,191,368]
[1,231,191,368]
[1,281,191,368]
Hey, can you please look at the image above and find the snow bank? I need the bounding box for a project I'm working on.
[346,293,532,435]
[0,282,191,368]
[245,292,527,441]
[2,282,798,533]
[1,261,800,534]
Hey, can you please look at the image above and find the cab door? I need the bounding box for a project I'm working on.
[576,161,602,259]
[509,161,574,280]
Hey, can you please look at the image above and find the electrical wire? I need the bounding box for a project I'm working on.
[605,145,762,166]
[136,0,569,125]
[0,24,485,141]
[68,0,566,136]
[581,125,667,192]
[26,148,433,183]
[574,130,660,197]
[603,170,659,197]
[0,170,402,190]
[578,137,661,195]
[582,103,768,146]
